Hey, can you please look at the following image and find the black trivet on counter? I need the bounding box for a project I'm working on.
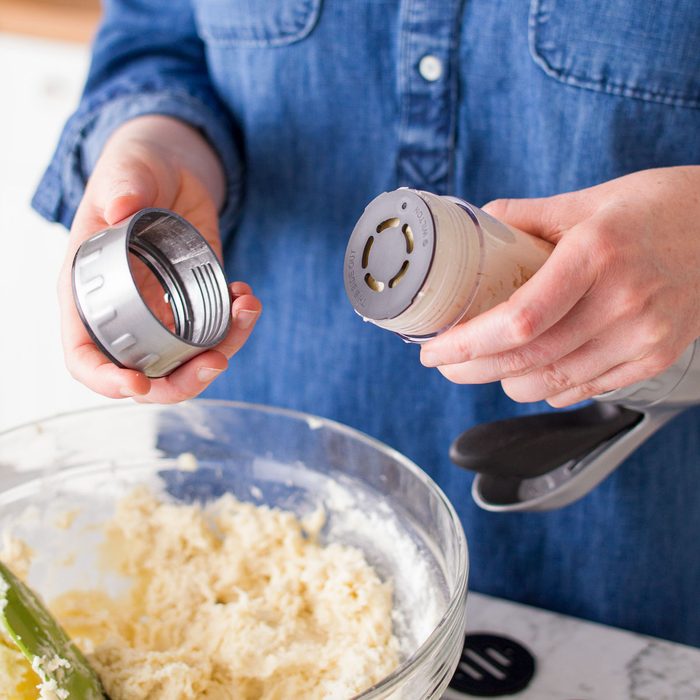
[445,632,536,697]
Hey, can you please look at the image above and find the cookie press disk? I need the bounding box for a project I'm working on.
[71,209,230,378]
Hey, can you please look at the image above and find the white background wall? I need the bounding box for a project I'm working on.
[0,33,111,431]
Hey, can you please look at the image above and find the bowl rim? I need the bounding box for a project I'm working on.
[0,399,469,697]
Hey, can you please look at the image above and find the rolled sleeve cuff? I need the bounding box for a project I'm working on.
[31,91,243,240]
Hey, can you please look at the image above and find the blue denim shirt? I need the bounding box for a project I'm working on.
[33,0,700,645]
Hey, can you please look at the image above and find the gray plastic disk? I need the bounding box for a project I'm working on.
[344,189,436,321]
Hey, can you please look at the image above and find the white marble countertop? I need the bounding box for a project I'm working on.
[445,593,700,699]
[2,31,700,700]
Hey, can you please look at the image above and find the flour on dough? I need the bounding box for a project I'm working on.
[50,488,399,699]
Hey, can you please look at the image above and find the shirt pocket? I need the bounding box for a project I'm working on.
[528,0,700,109]
[192,0,322,48]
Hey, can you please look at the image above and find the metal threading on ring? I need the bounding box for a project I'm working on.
[72,208,231,378]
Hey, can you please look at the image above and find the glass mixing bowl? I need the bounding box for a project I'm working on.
[0,401,468,699]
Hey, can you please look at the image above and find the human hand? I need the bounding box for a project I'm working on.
[420,166,700,406]
[59,116,261,403]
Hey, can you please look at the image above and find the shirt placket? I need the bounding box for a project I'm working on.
[396,0,463,195]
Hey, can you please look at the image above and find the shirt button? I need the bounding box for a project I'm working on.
[418,54,443,82]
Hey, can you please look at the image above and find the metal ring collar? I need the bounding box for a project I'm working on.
[72,208,231,378]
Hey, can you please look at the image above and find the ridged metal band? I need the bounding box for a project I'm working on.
[72,209,230,378]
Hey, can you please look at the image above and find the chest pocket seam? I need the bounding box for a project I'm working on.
[193,0,322,48]
[527,0,700,110]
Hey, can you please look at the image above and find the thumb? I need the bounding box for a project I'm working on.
[482,193,584,244]
[102,161,160,225]
[105,191,152,226]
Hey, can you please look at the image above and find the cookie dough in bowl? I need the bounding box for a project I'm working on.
[0,402,468,699]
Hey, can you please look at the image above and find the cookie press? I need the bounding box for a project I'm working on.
[344,188,700,511]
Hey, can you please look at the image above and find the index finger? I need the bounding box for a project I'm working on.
[421,238,595,366]
[64,340,151,398]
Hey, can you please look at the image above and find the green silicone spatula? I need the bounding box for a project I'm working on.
[0,561,107,699]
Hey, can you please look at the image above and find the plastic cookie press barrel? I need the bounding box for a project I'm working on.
[344,189,552,342]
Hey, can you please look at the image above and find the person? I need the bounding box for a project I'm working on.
[34,0,700,645]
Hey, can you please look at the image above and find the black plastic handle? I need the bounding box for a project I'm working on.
[450,403,643,479]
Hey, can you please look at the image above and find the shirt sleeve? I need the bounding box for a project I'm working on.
[31,0,243,238]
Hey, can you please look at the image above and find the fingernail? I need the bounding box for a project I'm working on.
[421,351,438,367]
[197,367,224,383]
[120,387,138,397]
[234,309,259,330]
